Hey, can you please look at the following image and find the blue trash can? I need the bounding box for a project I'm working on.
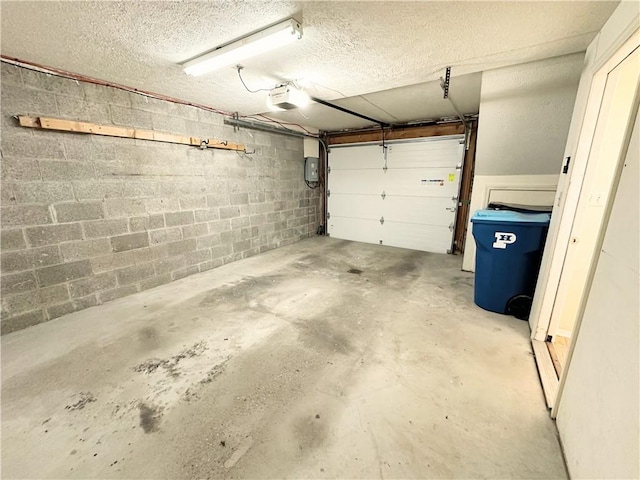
[471,210,551,318]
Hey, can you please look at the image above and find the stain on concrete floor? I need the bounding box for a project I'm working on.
[1,237,567,479]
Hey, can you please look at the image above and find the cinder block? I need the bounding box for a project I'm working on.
[1,157,41,181]
[250,214,267,226]
[1,284,69,317]
[83,83,131,106]
[36,259,92,287]
[249,192,266,204]
[115,263,155,285]
[154,256,186,275]
[165,211,194,227]
[194,209,220,222]
[232,239,251,253]
[128,214,164,232]
[1,62,23,85]
[184,249,211,266]
[166,238,196,256]
[98,285,138,303]
[206,194,230,207]
[21,69,84,97]
[91,250,137,273]
[210,243,233,259]
[73,181,123,200]
[229,193,249,205]
[82,218,128,238]
[1,271,37,295]
[230,216,251,229]
[152,114,186,134]
[47,295,98,320]
[1,229,26,251]
[56,97,111,123]
[40,161,95,181]
[199,258,223,272]
[145,197,180,213]
[104,198,146,217]
[129,94,170,114]
[121,180,160,198]
[60,239,111,261]
[172,265,199,281]
[1,309,46,335]
[68,272,117,298]
[1,245,61,272]
[179,196,207,210]
[110,232,150,253]
[1,134,64,159]
[196,233,220,250]
[139,273,172,291]
[1,205,51,227]
[54,202,104,222]
[110,105,153,129]
[2,82,59,117]
[26,223,82,247]
[13,182,74,204]
[182,223,208,239]
[219,206,240,219]
[150,227,182,245]
[196,108,224,126]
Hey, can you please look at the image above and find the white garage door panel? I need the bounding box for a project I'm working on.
[383,196,455,225]
[329,169,385,195]
[329,144,384,170]
[387,141,464,169]
[383,222,454,253]
[328,216,382,244]
[327,135,464,253]
[329,193,381,219]
[329,195,455,226]
[384,168,461,197]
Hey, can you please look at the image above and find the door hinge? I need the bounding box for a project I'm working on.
[327,190,330,197]
[381,190,386,200]
[449,223,454,231]
[380,216,385,225]
[562,156,571,174]
[327,212,331,219]
[327,165,331,174]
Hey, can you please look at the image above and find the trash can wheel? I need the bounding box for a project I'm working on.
[506,294,532,321]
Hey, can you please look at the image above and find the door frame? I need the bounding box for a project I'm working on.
[529,30,640,343]
[528,28,640,412]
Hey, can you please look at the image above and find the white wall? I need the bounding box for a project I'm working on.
[462,53,583,271]
[556,106,639,479]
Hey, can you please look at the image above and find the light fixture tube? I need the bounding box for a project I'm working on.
[183,18,302,76]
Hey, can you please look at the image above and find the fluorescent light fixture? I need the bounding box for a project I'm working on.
[267,84,310,111]
[183,18,302,76]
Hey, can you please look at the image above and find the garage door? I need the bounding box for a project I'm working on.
[327,136,465,253]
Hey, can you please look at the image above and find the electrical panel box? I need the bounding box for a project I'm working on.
[305,156,319,182]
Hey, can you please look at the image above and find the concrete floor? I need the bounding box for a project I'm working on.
[1,237,567,479]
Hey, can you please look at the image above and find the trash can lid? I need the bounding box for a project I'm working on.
[471,209,551,225]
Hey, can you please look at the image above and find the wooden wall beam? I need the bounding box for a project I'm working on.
[17,116,246,152]
[327,123,465,145]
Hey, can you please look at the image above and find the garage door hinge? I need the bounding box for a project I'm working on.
[327,212,331,219]
[449,223,454,231]
[380,216,385,225]
[381,190,386,200]
[327,190,330,197]
[328,165,331,174]
[456,163,462,170]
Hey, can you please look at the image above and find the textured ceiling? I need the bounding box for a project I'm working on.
[0,1,618,131]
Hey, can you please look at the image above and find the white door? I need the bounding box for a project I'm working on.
[327,136,464,253]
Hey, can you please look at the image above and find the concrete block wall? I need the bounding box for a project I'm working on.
[0,62,322,334]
